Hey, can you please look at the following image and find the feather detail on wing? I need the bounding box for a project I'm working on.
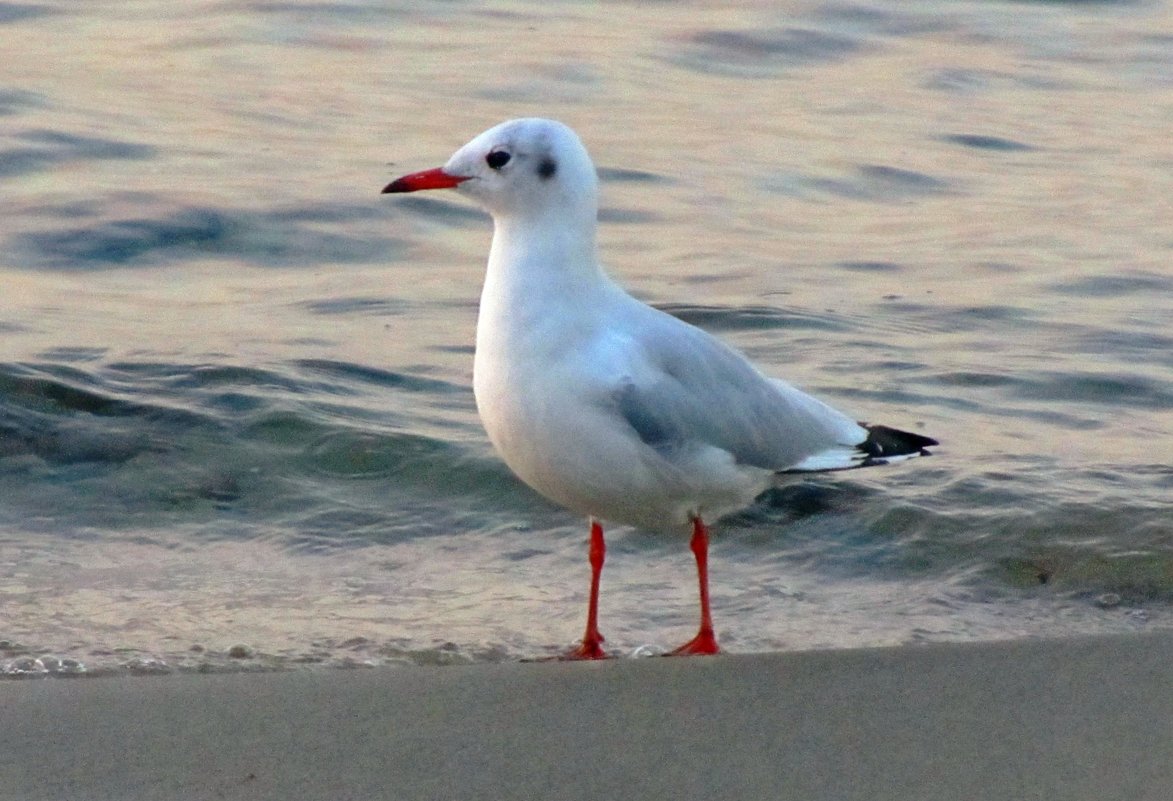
[607,312,872,472]
[604,303,938,475]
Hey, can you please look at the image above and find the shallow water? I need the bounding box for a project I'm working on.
[2,0,1171,676]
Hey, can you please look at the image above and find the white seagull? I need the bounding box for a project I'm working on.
[383,118,937,659]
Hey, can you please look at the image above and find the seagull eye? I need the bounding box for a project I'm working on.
[486,150,511,170]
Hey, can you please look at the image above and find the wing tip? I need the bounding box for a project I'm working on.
[781,423,939,474]
[856,423,938,466]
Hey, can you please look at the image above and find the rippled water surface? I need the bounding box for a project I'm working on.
[2,0,1171,676]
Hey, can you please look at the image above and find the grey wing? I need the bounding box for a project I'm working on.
[610,316,867,472]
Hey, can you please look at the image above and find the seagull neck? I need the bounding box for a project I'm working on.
[486,213,603,297]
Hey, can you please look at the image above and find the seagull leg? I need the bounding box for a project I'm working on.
[563,518,609,660]
[669,516,720,656]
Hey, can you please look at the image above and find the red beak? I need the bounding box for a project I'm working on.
[381,167,469,194]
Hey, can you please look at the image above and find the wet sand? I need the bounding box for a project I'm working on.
[3,631,1171,801]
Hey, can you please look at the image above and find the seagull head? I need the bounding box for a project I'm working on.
[383,118,599,223]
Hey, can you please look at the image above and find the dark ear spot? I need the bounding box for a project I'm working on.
[537,158,557,179]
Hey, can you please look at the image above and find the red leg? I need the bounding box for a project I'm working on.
[669,517,720,656]
[562,518,609,660]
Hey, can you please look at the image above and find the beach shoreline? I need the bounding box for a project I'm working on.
[3,630,1170,801]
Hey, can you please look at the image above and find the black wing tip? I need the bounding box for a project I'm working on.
[858,423,939,460]
[779,424,939,475]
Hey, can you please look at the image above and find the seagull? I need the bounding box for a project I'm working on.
[382,118,938,659]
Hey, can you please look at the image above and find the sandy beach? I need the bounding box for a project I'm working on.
[3,630,1170,801]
